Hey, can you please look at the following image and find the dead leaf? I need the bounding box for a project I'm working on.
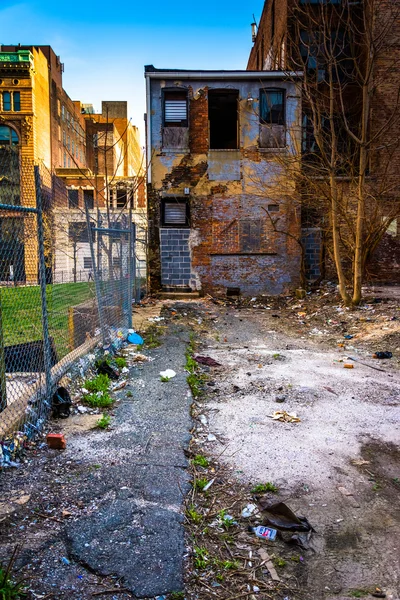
[258,548,281,582]
[338,487,353,497]
[269,411,301,423]
[14,495,30,505]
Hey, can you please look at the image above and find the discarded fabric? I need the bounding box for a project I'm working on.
[373,351,393,359]
[194,356,222,367]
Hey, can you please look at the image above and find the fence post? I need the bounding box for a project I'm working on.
[0,294,7,412]
[85,201,106,345]
[34,166,53,413]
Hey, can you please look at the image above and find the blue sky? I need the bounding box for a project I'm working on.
[0,0,263,142]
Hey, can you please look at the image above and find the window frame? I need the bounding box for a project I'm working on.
[161,198,190,228]
[162,89,189,128]
[259,88,285,126]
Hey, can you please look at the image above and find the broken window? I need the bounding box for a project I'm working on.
[259,88,286,148]
[162,199,189,227]
[116,189,127,208]
[163,91,188,127]
[209,90,239,150]
[240,220,261,252]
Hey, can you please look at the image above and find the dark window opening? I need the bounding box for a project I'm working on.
[13,92,21,112]
[209,90,239,150]
[260,89,285,125]
[162,199,189,227]
[163,91,188,127]
[240,220,261,253]
[83,256,93,269]
[84,189,94,210]
[69,222,95,243]
[3,92,11,111]
[116,189,127,208]
[68,189,79,208]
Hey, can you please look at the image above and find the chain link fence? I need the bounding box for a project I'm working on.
[0,150,147,463]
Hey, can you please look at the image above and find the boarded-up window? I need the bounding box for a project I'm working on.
[164,91,188,127]
[240,220,261,252]
[162,199,189,226]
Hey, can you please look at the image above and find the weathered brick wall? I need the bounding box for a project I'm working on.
[247,0,289,70]
[147,75,302,296]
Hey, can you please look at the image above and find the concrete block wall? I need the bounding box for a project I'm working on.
[160,229,193,288]
[302,227,321,281]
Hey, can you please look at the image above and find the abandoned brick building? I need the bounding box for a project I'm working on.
[248,0,400,284]
[145,66,302,296]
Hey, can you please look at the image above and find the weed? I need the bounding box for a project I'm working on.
[126,391,133,398]
[84,374,110,394]
[192,454,209,468]
[272,353,281,360]
[170,593,185,600]
[251,482,278,494]
[349,590,368,598]
[215,573,224,582]
[274,557,287,568]
[220,533,234,544]
[195,478,209,492]
[84,391,113,408]
[291,555,302,563]
[392,477,399,486]
[187,505,202,524]
[144,325,162,349]
[372,482,381,491]
[0,546,26,599]
[92,464,101,469]
[193,546,209,570]
[96,414,111,429]
[114,357,127,369]
[218,509,236,530]
[214,559,239,570]
[187,372,206,398]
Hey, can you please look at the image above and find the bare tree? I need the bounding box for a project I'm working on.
[258,0,400,305]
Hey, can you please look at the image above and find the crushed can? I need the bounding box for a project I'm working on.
[253,526,277,541]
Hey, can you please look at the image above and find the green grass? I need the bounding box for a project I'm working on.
[1,282,95,360]
[251,482,279,494]
[114,357,127,369]
[195,478,209,492]
[96,414,111,429]
[192,454,209,468]
[187,505,203,524]
[349,590,369,598]
[84,391,113,408]
[84,374,110,394]
[0,547,27,599]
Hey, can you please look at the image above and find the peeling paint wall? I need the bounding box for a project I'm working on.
[147,73,303,296]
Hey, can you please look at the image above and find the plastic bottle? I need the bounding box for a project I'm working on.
[253,526,277,541]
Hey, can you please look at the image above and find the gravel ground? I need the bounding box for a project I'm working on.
[184,300,400,600]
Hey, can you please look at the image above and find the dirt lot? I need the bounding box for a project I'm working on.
[178,292,400,600]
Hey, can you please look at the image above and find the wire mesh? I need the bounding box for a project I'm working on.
[0,151,147,462]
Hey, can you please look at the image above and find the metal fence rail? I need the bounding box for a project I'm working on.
[0,151,147,458]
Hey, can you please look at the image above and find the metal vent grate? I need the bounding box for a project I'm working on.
[164,202,187,224]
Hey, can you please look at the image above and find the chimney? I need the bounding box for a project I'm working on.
[251,22,257,43]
